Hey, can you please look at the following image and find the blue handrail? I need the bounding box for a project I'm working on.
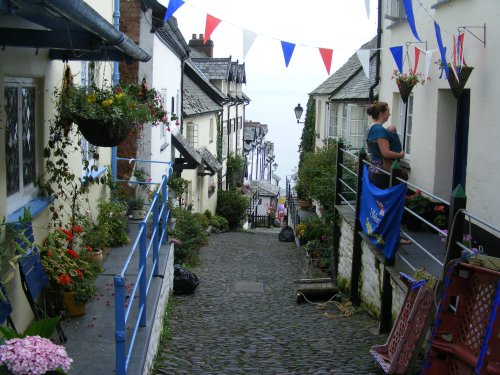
[114,160,173,375]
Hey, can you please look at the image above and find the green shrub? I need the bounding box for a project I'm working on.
[216,190,249,230]
[170,207,208,265]
[96,199,129,247]
[203,209,213,220]
[209,215,229,233]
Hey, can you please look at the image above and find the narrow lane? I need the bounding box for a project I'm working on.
[154,229,386,374]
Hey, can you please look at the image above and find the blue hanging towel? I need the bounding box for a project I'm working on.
[359,165,407,260]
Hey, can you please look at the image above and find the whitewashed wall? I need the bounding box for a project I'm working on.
[379,0,500,227]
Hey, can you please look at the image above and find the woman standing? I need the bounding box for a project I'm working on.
[366,102,405,189]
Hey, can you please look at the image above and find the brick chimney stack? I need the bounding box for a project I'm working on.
[188,33,214,58]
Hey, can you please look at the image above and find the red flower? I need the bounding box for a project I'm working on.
[85,246,93,253]
[434,205,445,212]
[72,225,84,233]
[67,249,79,259]
[47,249,52,257]
[58,274,71,285]
[60,228,73,241]
[77,269,84,278]
[115,86,123,94]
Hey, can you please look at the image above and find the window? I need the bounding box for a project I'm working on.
[80,62,98,174]
[209,118,214,143]
[328,104,337,138]
[228,119,235,153]
[330,103,368,149]
[385,0,405,22]
[398,95,414,157]
[4,78,38,214]
[186,122,199,148]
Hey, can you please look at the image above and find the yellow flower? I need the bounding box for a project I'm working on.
[86,93,96,103]
[101,99,113,107]
[115,92,125,99]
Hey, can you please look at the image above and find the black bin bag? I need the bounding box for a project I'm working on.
[173,264,199,295]
[279,225,295,242]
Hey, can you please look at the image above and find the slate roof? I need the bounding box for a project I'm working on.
[198,147,222,174]
[191,57,233,81]
[330,53,378,100]
[183,74,221,117]
[244,127,255,142]
[250,180,280,197]
[310,36,378,97]
[171,131,202,165]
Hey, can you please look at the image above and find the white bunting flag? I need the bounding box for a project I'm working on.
[423,49,434,82]
[356,49,370,79]
[243,29,257,61]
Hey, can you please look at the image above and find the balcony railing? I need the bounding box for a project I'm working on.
[113,157,173,375]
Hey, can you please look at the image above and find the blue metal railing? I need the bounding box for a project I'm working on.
[113,158,173,375]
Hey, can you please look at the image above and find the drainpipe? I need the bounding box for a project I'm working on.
[369,0,382,103]
[111,0,120,179]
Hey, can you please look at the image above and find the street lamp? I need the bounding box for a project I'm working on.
[272,162,278,172]
[294,103,305,124]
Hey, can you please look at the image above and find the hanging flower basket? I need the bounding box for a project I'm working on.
[396,81,416,104]
[76,117,133,147]
[447,66,474,99]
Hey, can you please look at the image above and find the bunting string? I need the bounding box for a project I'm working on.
[161,0,480,76]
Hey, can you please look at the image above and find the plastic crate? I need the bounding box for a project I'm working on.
[370,273,434,374]
[424,261,500,374]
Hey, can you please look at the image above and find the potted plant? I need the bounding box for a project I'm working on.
[167,176,189,207]
[405,190,431,231]
[392,69,427,104]
[127,196,146,220]
[38,226,102,316]
[54,66,169,147]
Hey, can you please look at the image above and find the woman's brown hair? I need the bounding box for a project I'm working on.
[366,102,388,120]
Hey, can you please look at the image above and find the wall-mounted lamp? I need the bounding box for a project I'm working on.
[272,162,278,172]
[294,103,305,124]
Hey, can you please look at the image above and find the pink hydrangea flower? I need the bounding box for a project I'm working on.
[0,336,73,375]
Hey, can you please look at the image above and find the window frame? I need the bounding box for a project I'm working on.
[209,118,214,143]
[186,122,199,148]
[4,77,39,215]
[397,94,414,159]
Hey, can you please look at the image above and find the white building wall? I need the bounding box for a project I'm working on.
[137,10,180,185]
[379,0,500,227]
[0,0,112,332]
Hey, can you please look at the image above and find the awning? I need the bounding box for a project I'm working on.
[198,147,222,176]
[0,0,150,62]
[171,132,202,170]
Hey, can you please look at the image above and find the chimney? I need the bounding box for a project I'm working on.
[188,33,214,58]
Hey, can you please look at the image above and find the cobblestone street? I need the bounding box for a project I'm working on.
[154,229,387,374]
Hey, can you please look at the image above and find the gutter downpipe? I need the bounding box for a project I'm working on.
[369,0,382,103]
[112,0,120,180]
[45,0,150,62]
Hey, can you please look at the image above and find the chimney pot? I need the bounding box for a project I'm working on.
[199,33,204,39]
[192,34,196,39]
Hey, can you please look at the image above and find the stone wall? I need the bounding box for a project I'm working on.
[337,219,354,290]
[360,242,383,317]
[336,207,408,324]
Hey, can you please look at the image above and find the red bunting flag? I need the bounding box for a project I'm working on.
[413,47,421,74]
[319,48,333,75]
[204,14,221,44]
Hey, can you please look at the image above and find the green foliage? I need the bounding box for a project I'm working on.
[0,317,60,340]
[295,216,330,244]
[298,97,316,165]
[216,190,249,230]
[226,153,246,190]
[209,215,229,233]
[297,141,337,213]
[170,208,208,265]
[79,199,129,250]
[203,209,213,220]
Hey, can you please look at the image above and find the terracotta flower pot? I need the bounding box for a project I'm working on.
[63,291,86,317]
[90,249,103,265]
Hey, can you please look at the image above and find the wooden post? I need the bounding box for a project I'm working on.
[349,148,366,305]
[442,185,467,277]
[332,141,344,283]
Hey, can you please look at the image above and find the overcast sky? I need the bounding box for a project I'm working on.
[169,0,378,187]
